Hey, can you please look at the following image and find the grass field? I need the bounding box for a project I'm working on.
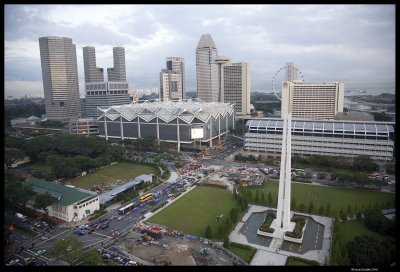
[147,186,239,239]
[286,259,311,266]
[246,180,395,216]
[337,219,387,247]
[67,161,158,189]
[28,163,51,171]
[228,244,256,263]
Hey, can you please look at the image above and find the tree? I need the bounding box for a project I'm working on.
[326,202,331,216]
[229,208,238,223]
[352,155,379,172]
[81,250,104,266]
[347,236,395,266]
[52,237,84,264]
[33,192,55,215]
[254,190,260,203]
[260,191,265,205]
[347,205,353,219]
[218,224,224,237]
[205,225,212,238]
[318,204,325,215]
[4,170,35,207]
[4,148,25,169]
[308,201,314,214]
[223,235,230,248]
[267,192,272,206]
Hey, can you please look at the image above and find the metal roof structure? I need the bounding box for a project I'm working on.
[246,118,395,135]
[26,178,95,206]
[97,99,234,123]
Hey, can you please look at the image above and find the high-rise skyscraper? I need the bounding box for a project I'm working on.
[217,56,251,115]
[39,36,80,121]
[281,81,344,119]
[83,46,104,83]
[285,62,297,82]
[196,34,218,102]
[107,47,126,81]
[84,46,130,118]
[160,57,185,101]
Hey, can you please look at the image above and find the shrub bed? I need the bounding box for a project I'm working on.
[285,216,306,238]
[259,210,276,233]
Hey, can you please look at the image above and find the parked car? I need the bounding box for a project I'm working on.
[36,249,46,255]
[6,259,20,266]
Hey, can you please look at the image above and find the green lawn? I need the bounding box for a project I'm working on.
[246,180,395,216]
[228,244,256,263]
[286,259,311,266]
[147,186,239,239]
[67,162,158,189]
[337,219,387,247]
[28,163,51,171]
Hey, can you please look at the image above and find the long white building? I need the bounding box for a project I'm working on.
[26,178,100,222]
[39,36,80,121]
[97,99,235,151]
[244,118,394,161]
[281,81,344,120]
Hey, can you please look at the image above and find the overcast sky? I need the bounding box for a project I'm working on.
[4,4,395,97]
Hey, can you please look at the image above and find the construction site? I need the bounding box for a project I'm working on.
[114,222,246,266]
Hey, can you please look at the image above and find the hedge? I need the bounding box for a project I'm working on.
[286,256,319,266]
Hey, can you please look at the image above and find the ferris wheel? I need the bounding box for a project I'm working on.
[272,65,305,101]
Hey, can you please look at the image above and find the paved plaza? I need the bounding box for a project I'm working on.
[229,205,333,265]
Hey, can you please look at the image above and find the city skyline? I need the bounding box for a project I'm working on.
[5,4,395,97]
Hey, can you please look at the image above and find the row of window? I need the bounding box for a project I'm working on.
[77,198,98,209]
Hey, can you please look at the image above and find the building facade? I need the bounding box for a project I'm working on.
[83,46,104,83]
[85,81,130,118]
[196,34,219,102]
[69,118,98,135]
[26,178,100,222]
[285,62,297,82]
[83,46,130,118]
[220,61,251,115]
[166,57,185,96]
[244,118,395,161]
[39,36,80,121]
[97,100,235,151]
[281,81,344,119]
[159,69,183,101]
[107,47,126,82]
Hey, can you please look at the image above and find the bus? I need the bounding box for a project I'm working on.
[139,193,153,203]
[118,202,135,215]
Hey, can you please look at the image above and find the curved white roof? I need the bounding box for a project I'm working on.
[98,99,234,123]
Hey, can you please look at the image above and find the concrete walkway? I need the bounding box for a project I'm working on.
[229,205,332,266]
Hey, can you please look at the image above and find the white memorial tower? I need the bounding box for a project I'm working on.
[274,113,293,231]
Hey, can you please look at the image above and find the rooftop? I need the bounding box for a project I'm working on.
[26,178,95,206]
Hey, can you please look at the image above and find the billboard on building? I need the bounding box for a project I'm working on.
[191,126,204,139]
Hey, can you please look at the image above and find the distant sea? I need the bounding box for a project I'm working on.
[255,87,395,97]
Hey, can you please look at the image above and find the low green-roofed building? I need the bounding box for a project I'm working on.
[26,178,100,222]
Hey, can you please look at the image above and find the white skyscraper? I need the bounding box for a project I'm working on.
[285,62,297,82]
[160,57,185,101]
[39,36,80,121]
[107,47,126,82]
[83,46,104,83]
[281,81,345,119]
[196,34,219,102]
[218,59,251,115]
[84,46,130,118]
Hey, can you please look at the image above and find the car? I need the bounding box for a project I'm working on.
[16,246,24,253]
[110,215,117,221]
[116,216,124,221]
[6,259,20,266]
[125,260,137,266]
[101,224,109,230]
[36,249,46,255]
[102,253,111,259]
[132,207,139,212]
[40,236,49,241]
[125,211,131,216]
